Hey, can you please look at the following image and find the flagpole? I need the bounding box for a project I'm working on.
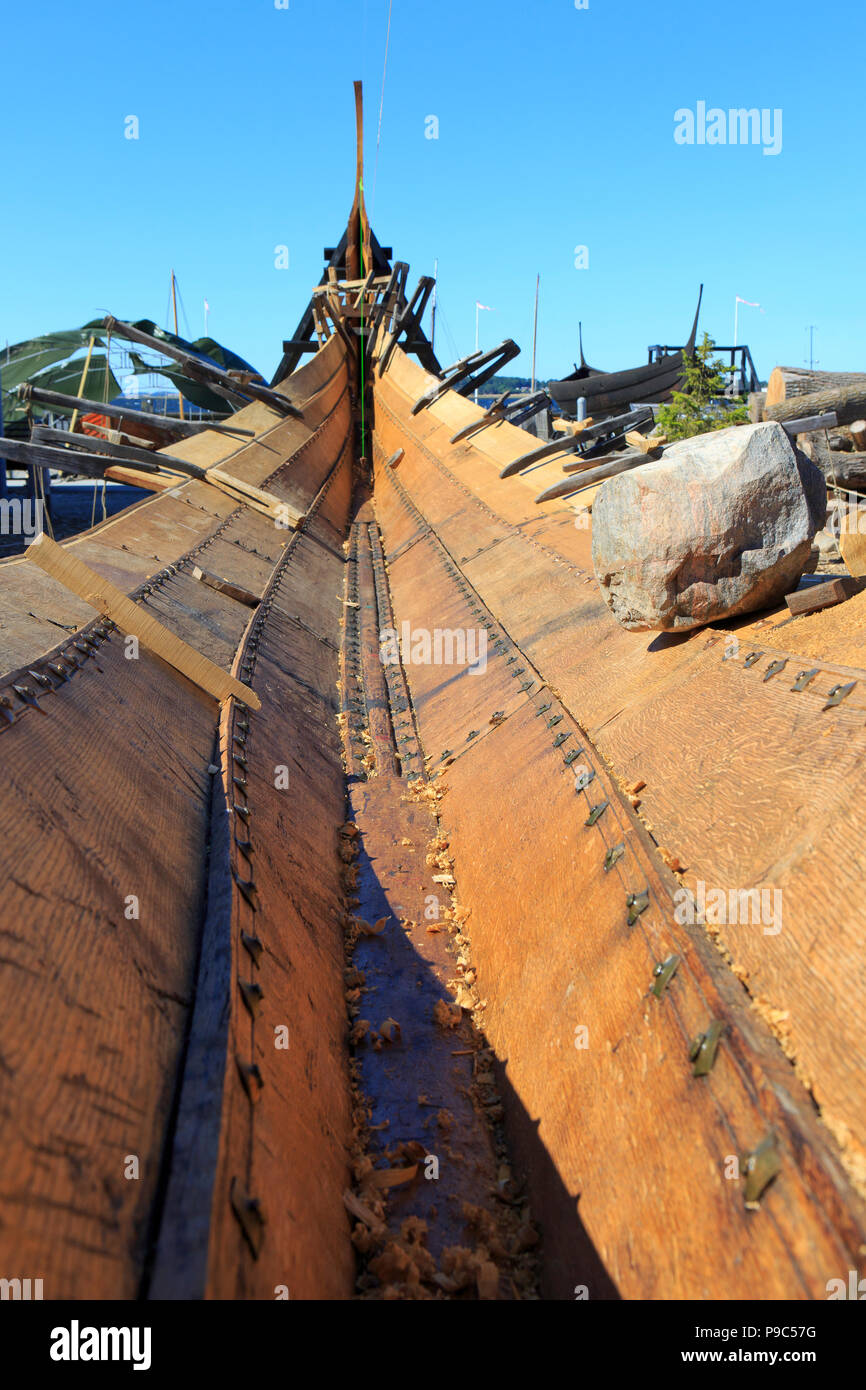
[733,296,760,395]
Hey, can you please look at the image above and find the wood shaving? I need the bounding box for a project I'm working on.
[367,1164,419,1190]
[433,999,463,1030]
[356,915,388,936]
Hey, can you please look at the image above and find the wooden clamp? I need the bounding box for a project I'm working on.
[0,436,157,482]
[11,429,302,525]
[369,261,410,353]
[564,407,653,443]
[412,340,521,415]
[104,317,304,421]
[377,275,436,376]
[535,450,647,504]
[552,416,596,436]
[449,390,549,445]
[625,430,667,454]
[499,434,581,479]
[24,535,261,709]
[31,425,197,475]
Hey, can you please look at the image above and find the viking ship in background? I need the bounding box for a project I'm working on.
[550,322,602,389]
[0,85,864,1302]
[548,287,704,416]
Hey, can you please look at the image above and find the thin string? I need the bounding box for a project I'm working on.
[35,463,54,539]
[371,0,393,216]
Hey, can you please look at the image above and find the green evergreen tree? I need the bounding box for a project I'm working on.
[656,333,749,440]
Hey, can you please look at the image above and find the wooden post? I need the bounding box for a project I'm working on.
[69,335,96,435]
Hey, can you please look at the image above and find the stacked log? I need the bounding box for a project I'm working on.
[765,365,866,410]
[765,382,866,428]
[815,451,866,492]
[795,422,866,494]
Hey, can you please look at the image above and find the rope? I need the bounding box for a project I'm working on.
[434,298,461,365]
[175,277,192,340]
[35,464,54,539]
[371,0,393,214]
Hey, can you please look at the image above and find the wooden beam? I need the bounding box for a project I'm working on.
[24,535,261,709]
[0,435,168,481]
[191,564,262,609]
[31,425,200,474]
[784,575,859,616]
[204,466,304,527]
[104,465,183,493]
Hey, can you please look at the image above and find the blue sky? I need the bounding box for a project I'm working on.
[2,0,863,384]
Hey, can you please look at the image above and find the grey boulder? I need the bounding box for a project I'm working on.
[591,421,826,631]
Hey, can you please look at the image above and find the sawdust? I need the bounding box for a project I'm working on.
[820,1116,866,1202]
[340,774,540,1300]
[751,995,795,1061]
[761,586,866,666]
[433,999,463,1030]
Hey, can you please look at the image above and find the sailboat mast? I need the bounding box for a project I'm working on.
[531,273,540,394]
[171,269,185,421]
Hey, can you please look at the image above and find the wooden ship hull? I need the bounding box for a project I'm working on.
[548,287,703,416]
[1,94,865,1303]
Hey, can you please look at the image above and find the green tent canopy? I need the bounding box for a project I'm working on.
[1,321,263,430]
[0,330,114,425]
[114,319,264,415]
